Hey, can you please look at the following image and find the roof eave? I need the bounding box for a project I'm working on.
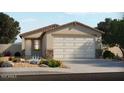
[19,24,59,38]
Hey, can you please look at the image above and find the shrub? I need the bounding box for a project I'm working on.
[12,58,20,62]
[8,57,13,61]
[0,61,14,67]
[30,61,38,64]
[103,50,115,59]
[39,59,61,67]
[0,61,4,67]
[14,52,21,57]
[8,57,20,62]
[48,59,61,67]
[0,54,3,57]
[13,58,17,62]
[3,51,11,56]
[39,58,48,65]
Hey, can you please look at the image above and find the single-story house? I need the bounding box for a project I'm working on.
[20,21,104,60]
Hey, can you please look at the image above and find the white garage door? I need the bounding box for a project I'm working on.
[53,36,95,59]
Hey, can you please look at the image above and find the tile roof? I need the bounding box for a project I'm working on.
[20,21,104,38]
[20,24,59,37]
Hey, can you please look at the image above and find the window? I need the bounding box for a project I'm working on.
[34,40,40,50]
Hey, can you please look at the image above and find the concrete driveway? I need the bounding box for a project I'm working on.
[62,59,124,73]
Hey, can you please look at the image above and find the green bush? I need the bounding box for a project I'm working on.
[13,58,18,62]
[39,58,48,65]
[0,54,3,57]
[0,61,14,67]
[39,58,61,67]
[8,57,13,61]
[48,59,61,67]
[0,61,4,67]
[8,57,20,62]
[103,50,115,59]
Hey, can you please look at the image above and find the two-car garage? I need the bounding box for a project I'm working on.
[53,36,95,59]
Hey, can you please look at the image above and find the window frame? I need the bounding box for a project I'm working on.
[33,39,40,50]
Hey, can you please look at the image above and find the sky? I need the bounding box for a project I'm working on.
[6,12,123,42]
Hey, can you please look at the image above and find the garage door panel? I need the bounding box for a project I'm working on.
[54,52,89,55]
[64,49,74,52]
[54,52,76,55]
[64,55,74,58]
[64,43,74,47]
[54,49,63,51]
[54,55,63,58]
[53,37,95,59]
[54,44,63,47]
[75,38,85,40]
[65,38,74,40]
[54,37,64,40]
[54,46,85,49]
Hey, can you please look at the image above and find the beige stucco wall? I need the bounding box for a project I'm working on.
[24,32,43,38]
[22,38,25,50]
[0,43,22,55]
[74,25,101,36]
[25,39,32,57]
[41,34,47,57]
[45,25,102,50]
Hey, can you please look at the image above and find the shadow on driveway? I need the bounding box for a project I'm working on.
[65,59,124,68]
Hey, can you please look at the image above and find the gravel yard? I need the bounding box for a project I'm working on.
[13,62,39,67]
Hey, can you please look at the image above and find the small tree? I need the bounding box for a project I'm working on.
[0,12,20,44]
[97,18,124,57]
[103,50,115,59]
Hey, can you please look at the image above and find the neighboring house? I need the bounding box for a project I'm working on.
[0,43,22,56]
[20,21,104,59]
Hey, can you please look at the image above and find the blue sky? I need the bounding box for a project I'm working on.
[6,12,122,42]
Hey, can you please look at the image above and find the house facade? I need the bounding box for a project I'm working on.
[20,21,104,60]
